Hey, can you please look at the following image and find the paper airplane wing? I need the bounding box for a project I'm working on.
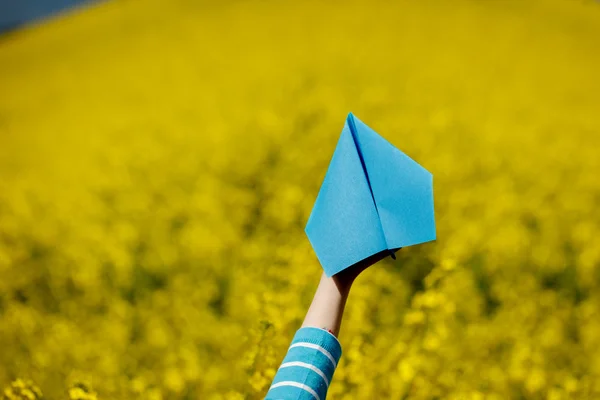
[305,121,388,277]
[306,113,436,276]
[347,113,436,249]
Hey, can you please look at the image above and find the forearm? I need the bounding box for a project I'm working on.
[266,252,389,399]
[301,272,353,337]
[265,273,354,399]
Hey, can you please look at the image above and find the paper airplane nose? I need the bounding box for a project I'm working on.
[305,113,436,277]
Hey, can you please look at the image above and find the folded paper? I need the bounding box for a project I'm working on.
[305,113,436,276]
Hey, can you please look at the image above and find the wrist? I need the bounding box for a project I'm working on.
[328,272,354,296]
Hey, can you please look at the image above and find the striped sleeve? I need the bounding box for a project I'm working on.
[265,327,342,400]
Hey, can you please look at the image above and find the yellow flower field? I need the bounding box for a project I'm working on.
[1,0,599,398]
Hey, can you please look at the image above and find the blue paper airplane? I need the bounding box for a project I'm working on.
[305,113,436,277]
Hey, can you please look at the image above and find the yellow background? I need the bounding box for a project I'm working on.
[1,0,600,398]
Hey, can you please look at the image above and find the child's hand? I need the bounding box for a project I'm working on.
[302,249,399,336]
[333,248,399,291]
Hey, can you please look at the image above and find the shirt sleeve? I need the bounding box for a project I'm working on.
[265,327,342,400]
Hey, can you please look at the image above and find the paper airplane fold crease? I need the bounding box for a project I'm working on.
[305,113,436,277]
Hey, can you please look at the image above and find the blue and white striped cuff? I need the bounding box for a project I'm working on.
[266,327,342,400]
